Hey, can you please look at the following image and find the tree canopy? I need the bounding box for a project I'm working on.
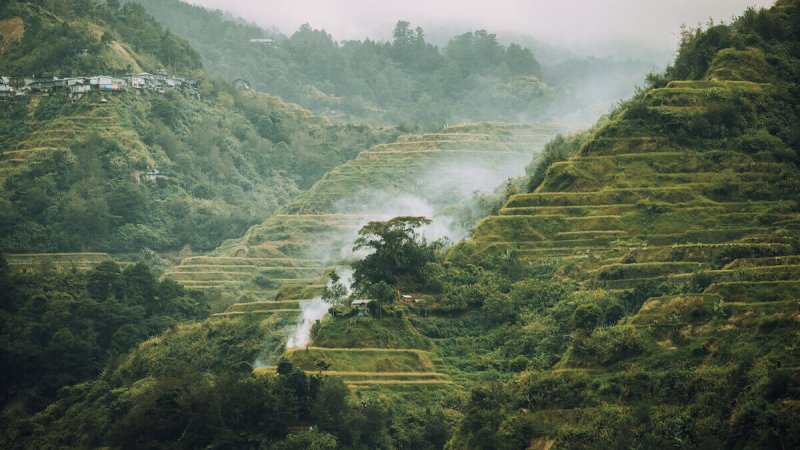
[351,216,438,293]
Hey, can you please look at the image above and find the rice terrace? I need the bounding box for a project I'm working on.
[1,0,798,449]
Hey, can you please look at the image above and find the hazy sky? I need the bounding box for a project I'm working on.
[188,0,773,59]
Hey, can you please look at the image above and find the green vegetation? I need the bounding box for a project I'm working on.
[231,1,800,448]
[433,2,800,448]
[0,2,395,254]
[0,0,201,76]
[4,318,409,449]
[3,0,800,449]
[131,0,656,127]
[351,216,441,295]
[167,122,559,301]
[0,255,209,413]
[312,316,433,350]
[286,347,435,373]
[123,0,557,125]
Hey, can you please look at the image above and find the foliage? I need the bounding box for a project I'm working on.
[0,257,209,412]
[10,359,398,449]
[351,216,439,291]
[320,270,349,309]
[312,316,433,350]
[0,2,396,254]
[526,131,593,192]
[3,1,800,449]
[0,0,202,76]
[127,0,554,125]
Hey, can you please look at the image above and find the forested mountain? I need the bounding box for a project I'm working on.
[0,1,396,254]
[127,0,653,126]
[2,0,800,449]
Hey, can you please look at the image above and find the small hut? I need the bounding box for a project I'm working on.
[351,299,374,317]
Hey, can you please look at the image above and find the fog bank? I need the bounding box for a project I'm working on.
[188,0,773,61]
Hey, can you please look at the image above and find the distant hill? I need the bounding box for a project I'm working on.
[125,0,558,125]
[128,0,655,127]
[0,1,395,254]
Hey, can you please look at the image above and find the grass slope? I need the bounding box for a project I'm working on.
[168,122,560,301]
[0,2,395,255]
[439,14,800,447]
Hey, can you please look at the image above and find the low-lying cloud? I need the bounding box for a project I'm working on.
[188,0,773,60]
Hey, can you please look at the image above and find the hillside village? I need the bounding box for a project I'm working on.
[0,70,198,101]
[1,0,800,449]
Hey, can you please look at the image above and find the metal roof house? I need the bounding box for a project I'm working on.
[351,299,374,317]
[233,79,251,90]
[88,76,127,92]
[142,168,167,183]
[126,75,146,89]
[0,71,197,101]
[0,77,13,100]
[0,85,13,100]
[26,77,59,92]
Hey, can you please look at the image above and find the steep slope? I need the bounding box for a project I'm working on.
[167,123,560,301]
[6,2,799,449]
[0,1,394,255]
[438,3,800,448]
[0,0,202,77]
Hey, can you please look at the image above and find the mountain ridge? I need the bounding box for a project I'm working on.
[2,1,799,449]
[0,1,396,255]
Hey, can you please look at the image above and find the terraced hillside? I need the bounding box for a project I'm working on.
[1,2,403,256]
[465,78,797,283]
[168,123,560,299]
[0,99,145,182]
[6,252,114,272]
[257,346,453,391]
[441,40,800,447]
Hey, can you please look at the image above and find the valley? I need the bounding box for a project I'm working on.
[168,122,560,300]
[1,0,799,449]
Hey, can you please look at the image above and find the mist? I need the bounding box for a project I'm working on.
[285,298,330,349]
[293,152,533,268]
[188,0,773,62]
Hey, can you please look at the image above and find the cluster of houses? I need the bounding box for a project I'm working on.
[349,294,425,317]
[0,71,198,101]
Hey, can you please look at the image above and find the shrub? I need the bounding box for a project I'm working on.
[573,303,602,331]
[509,279,577,311]
[576,325,646,364]
[482,293,516,324]
[712,245,787,269]
[526,133,589,191]
[736,129,784,154]
[254,273,277,288]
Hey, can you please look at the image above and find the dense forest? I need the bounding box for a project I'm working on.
[0,1,398,253]
[124,0,547,123]
[0,0,202,77]
[2,0,800,449]
[127,0,653,126]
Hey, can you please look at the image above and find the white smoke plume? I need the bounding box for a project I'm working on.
[336,267,355,295]
[325,159,525,259]
[285,298,330,349]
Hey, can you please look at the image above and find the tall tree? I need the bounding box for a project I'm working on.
[350,216,436,291]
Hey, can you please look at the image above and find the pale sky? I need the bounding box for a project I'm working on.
[187,0,774,59]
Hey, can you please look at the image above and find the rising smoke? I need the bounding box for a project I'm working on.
[282,137,537,350]
[326,159,524,260]
[285,298,330,349]
[283,268,354,350]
